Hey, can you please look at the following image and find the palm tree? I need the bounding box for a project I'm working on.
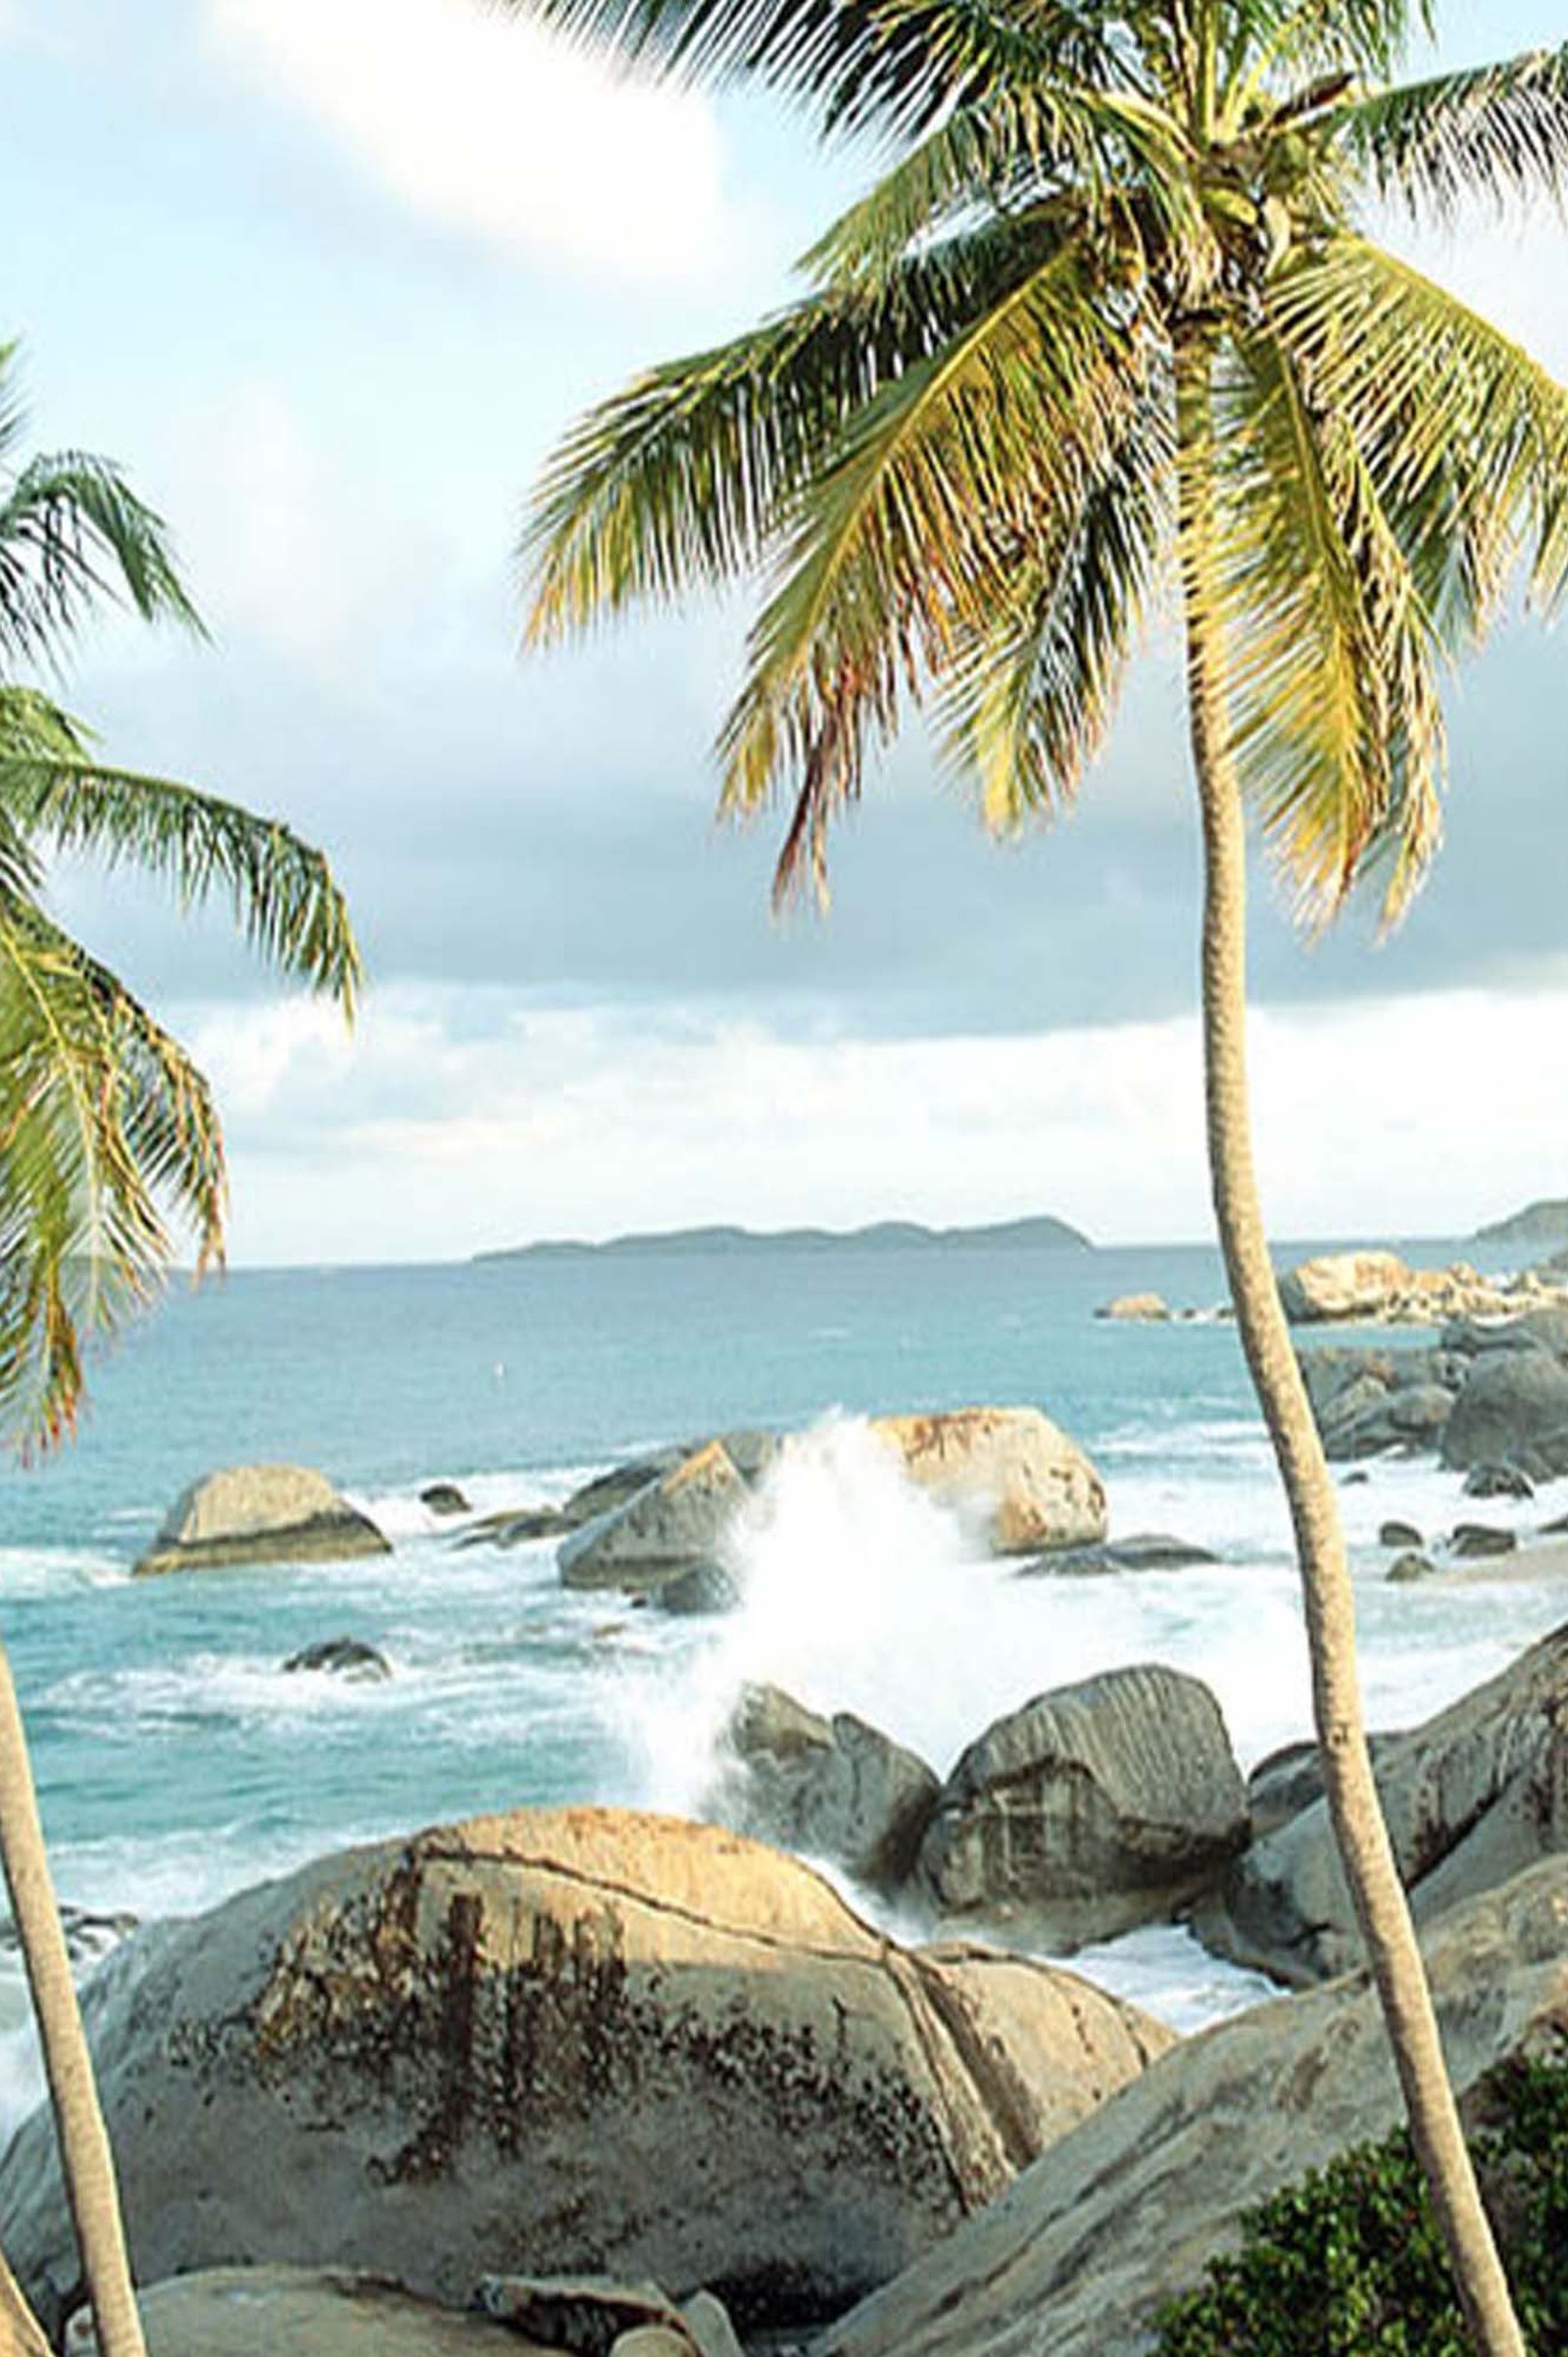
[0,343,361,2357]
[514,7,1568,2350]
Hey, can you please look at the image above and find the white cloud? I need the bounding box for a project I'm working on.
[202,0,738,287]
[173,975,1568,1266]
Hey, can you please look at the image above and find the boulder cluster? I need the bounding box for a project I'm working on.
[1299,1304,1568,1475]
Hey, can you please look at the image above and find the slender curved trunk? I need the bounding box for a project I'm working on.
[0,1641,145,2357]
[1174,329,1527,2357]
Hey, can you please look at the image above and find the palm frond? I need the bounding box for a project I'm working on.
[1206,283,1446,926]
[716,244,1143,898]
[0,689,362,1012]
[935,365,1173,832]
[1335,43,1568,220]
[523,211,1064,642]
[1264,235,1568,626]
[1225,0,1432,94]
[0,892,224,1450]
[800,84,1196,289]
[0,451,202,675]
[496,0,1128,140]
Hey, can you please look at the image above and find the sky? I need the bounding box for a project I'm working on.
[1,0,1565,1261]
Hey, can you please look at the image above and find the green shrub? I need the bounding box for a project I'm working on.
[1154,2055,1568,2356]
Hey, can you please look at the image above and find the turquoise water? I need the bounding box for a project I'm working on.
[2,1235,1565,2118]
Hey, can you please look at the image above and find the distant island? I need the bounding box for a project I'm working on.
[1473,1199,1568,1251]
[474,1212,1094,1263]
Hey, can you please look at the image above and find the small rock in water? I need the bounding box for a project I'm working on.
[1386,1551,1437,1585]
[1341,1470,1370,1486]
[1096,1293,1170,1322]
[1018,1533,1217,1577]
[458,1503,569,1548]
[281,1637,391,1682]
[1378,1519,1424,1548]
[419,1482,470,1516]
[1448,1524,1519,1560]
[1462,1462,1535,1501]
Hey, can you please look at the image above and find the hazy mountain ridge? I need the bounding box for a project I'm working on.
[474,1213,1094,1263]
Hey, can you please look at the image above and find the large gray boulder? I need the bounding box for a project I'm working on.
[0,1811,1170,2341]
[708,1685,940,1890]
[1200,1620,1568,1985]
[819,1858,1568,2357]
[871,1408,1105,1554]
[917,1666,1248,1947]
[557,1442,751,1596]
[1441,1349,1568,1477]
[133,1465,390,1578]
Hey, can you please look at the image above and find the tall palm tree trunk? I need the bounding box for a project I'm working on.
[1174,330,1526,2357]
[0,1641,145,2357]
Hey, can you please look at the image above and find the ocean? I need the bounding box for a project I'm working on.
[2,1234,1564,2138]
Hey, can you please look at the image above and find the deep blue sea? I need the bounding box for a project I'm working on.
[3,1234,1564,2128]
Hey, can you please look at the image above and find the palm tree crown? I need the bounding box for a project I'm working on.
[0,345,361,1448]
[521,2,1568,917]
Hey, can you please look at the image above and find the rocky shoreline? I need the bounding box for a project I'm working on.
[15,1610,1568,2357]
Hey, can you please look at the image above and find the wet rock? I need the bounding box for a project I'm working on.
[458,1505,571,1549]
[0,1811,1169,2342]
[133,1466,390,1578]
[918,1666,1248,1947]
[1244,1733,1402,1840]
[1378,1519,1423,1547]
[1386,1550,1438,1585]
[653,1562,741,1616]
[419,1484,471,1517]
[710,1684,940,1890]
[0,1904,137,1972]
[1466,1464,1541,1504]
[1017,1534,1217,1576]
[281,1637,392,1682]
[1449,1523,1519,1559]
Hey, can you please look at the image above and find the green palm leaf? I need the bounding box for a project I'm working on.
[0,689,362,1012]
[0,892,223,1449]
[1335,43,1568,218]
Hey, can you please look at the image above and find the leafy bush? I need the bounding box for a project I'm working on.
[1155,2055,1568,2356]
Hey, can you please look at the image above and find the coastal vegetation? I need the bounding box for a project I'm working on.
[0,343,361,2356]
[1156,2055,1568,2356]
[515,3,1568,2345]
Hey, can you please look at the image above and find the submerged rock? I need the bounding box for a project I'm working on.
[281,1637,392,1682]
[1449,1522,1519,1559]
[134,1466,390,1578]
[818,1859,1568,2357]
[0,1810,1168,2341]
[1200,1620,1568,1984]
[1463,1461,1536,1500]
[918,1665,1248,1947]
[1386,1549,1437,1585]
[710,1684,940,1890]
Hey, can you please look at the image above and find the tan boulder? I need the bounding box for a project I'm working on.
[871,1407,1105,1553]
[821,1857,1568,2357]
[133,1465,389,1577]
[0,1810,1168,2342]
[1096,1294,1169,1322]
